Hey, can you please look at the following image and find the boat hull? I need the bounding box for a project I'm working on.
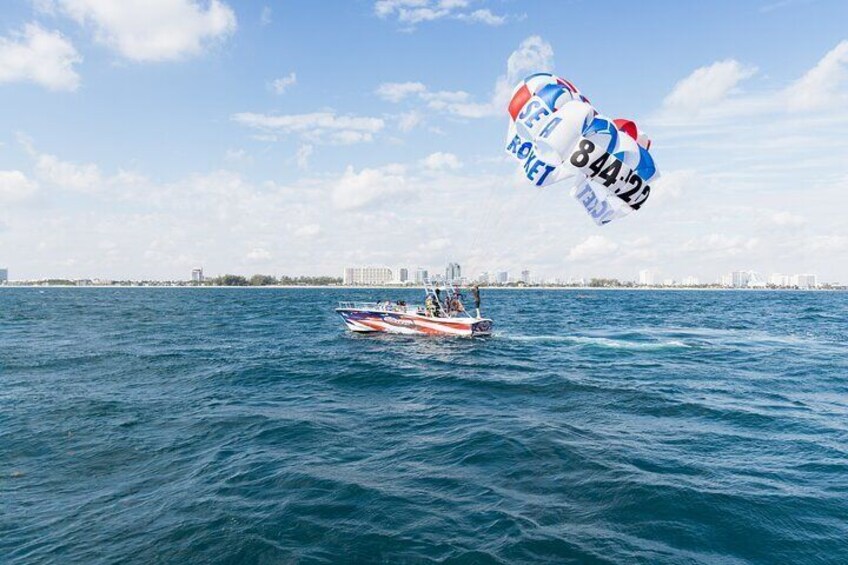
[336,308,493,337]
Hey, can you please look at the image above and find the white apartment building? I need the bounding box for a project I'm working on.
[793,274,818,289]
[638,269,654,285]
[343,267,393,285]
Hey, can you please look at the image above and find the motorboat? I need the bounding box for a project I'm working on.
[335,280,493,337]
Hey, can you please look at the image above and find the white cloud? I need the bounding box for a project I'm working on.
[397,110,423,131]
[770,211,806,227]
[421,152,461,170]
[377,35,554,119]
[0,23,81,91]
[650,170,696,202]
[55,0,237,62]
[457,9,505,26]
[224,148,252,165]
[232,111,385,144]
[786,40,848,110]
[332,164,409,209]
[374,0,506,27]
[682,234,760,257]
[0,170,39,203]
[296,144,313,169]
[246,247,271,261]
[260,5,272,26]
[419,237,451,252]
[567,235,618,261]
[806,235,847,252]
[505,35,554,84]
[270,72,296,94]
[662,59,757,115]
[294,224,321,237]
[36,153,102,192]
[375,81,426,102]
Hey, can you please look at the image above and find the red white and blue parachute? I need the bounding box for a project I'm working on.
[505,72,658,225]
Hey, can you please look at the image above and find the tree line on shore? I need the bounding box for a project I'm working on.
[206,275,342,286]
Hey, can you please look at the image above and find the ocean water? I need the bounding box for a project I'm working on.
[2,288,847,564]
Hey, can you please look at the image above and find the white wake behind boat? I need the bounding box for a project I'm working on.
[336,280,493,337]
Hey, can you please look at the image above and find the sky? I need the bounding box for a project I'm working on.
[1,0,847,282]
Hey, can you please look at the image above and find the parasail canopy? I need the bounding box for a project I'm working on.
[505,72,659,226]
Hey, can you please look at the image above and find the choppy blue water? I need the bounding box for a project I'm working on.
[2,288,847,564]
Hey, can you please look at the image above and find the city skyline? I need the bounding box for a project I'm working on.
[0,1,847,280]
[0,260,836,287]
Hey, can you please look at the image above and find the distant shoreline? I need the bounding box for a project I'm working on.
[1,285,840,292]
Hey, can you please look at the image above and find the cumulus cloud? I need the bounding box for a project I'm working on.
[770,211,806,227]
[421,152,461,170]
[294,224,321,237]
[397,110,423,132]
[0,23,81,91]
[785,40,848,110]
[260,5,272,26]
[374,0,507,27]
[296,144,314,169]
[270,72,296,94]
[457,9,505,26]
[35,153,102,192]
[505,35,555,85]
[54,0,237,62]
[662,59,757,116]
[376,35,554,119]
[232,111,385,144]
[567,235,618,261]
[375,81,426,102]
[655,39,848,126]
[0,170,39,203]
[224,148,252,165]
[332,164,409,210]
[682,234,760,257]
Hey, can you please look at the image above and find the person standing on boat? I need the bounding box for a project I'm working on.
[471,285,481,317]
[425,295,436,317]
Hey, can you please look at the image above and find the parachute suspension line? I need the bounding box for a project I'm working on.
[467,180,528,282]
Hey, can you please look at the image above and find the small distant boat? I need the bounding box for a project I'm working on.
[336,280,493,337]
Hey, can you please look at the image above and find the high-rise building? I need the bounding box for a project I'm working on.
[769,273,791,287]
[497,271,509,284]
[191,268,204,283]
[398,268,409,283]
[445,262,461,283]
[747,271,766,288]
[477,272,489,284]
[682,276,699,286]
[793,274,818,289]
[343,267,393,285]
[414,267,428,284]
[731,271,750,288]
[0,268,7,283]
[638,269,654,286]
[520,269,530,283]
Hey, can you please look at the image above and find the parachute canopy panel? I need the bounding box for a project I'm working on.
[505,72,659,226]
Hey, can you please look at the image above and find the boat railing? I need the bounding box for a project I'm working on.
[337,301,418,313]
[337,300,478,319]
